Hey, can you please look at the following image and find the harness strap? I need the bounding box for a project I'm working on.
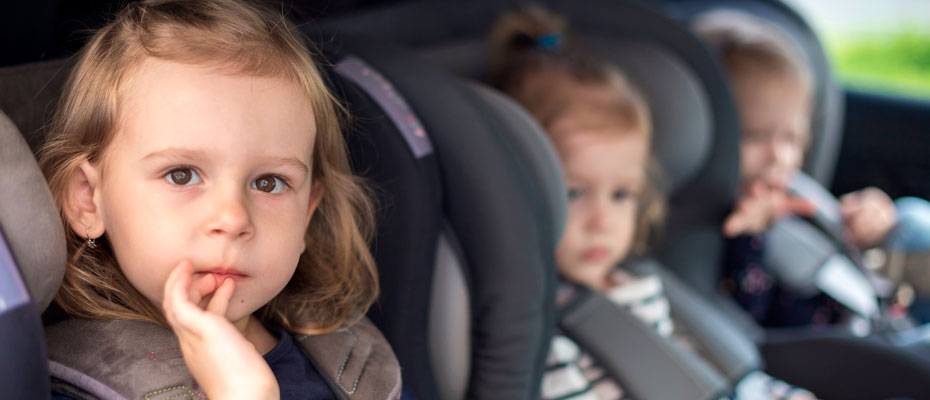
[558,283,730,400]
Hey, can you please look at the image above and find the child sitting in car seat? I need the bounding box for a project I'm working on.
[694,10,930,328]
[37,0,400,399]
[490,6,814,400]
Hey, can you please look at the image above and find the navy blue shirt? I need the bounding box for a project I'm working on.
[722,233,845,327]
[265,324,337,400]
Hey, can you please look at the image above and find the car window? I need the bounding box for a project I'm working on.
[785,0,930,99]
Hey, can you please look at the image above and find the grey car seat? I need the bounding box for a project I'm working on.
[0,108,65,400]
[0,28,566,400]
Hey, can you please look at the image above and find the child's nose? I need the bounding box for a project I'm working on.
[764,134,794,167]
[207,191,254,240]
[585,201,610,232]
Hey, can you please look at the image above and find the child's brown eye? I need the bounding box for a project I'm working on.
[253,175,286,194]
[612,190,631,201]
[165,168,201,186]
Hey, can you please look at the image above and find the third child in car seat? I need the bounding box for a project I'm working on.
[37,1,400,399]
[694,10,930,328]
[489,6,814,400]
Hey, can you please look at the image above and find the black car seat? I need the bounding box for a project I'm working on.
[0,29,565,400]
[314,39,565,400]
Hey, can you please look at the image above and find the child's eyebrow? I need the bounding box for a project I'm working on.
[142,148,208,163]
[141,148,309,174]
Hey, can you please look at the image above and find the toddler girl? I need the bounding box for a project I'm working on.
[38,0,399,398]
[695,10,930,327]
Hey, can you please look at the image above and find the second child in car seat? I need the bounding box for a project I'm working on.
[489,7,814,400]
[38,1,400,399]
[694,10,930,328]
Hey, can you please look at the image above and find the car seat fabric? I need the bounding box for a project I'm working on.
[0,109,55,400]
[325,54,446,400]
[45,317,402,400]
[0,109,65,314]
[311,34,563,400]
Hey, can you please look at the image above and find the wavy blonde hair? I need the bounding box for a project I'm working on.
[38,0,377,333]
[489,5,666,255]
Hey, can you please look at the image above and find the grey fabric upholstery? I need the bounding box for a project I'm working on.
[46,317,402,400]
[461,82,567,239]
[583,38,712,193]
[0,109,65,313]
[429,231,472,400]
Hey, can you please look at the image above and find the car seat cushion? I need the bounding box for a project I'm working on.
[0,109,65,313]
[46,317,401,400]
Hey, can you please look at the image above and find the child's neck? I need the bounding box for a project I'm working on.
[234,314,279,355]
[593,269,633,292]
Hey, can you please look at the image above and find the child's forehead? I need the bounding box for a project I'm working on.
[123,58,307,99]
[111,58,316,157]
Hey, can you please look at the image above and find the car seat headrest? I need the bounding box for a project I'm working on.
[0,58,72,152]
[0,109,66,313]
[582,37,712,192]
[357,1,729,197]
[418,37,712,194]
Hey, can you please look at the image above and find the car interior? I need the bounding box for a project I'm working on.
[3,0,930,399]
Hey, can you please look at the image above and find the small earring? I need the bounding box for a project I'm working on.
[85,226,97,249]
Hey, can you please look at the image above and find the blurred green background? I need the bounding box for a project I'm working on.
[825,29,930,97]
[785,0,930,99]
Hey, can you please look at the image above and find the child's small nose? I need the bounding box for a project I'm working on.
[208,194,254,240]
[586,202,610,231]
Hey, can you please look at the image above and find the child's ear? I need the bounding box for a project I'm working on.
[64,160,105,240]
[305,180,325,226]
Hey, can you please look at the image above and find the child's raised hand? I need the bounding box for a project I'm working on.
[840,187,897,249]
[162,260,280,400]
[723,177,816,237]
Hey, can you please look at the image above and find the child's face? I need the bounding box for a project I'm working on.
[732,69,810,186]
[551,125,647,290]
[87,59,320,324]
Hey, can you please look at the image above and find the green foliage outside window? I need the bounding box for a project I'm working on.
[825,29,930,98]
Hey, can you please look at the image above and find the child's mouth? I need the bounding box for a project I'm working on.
[196,268,248,286]
[582,248,609,262]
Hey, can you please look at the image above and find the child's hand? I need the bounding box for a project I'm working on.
[840,187,897,249]
[162,260,280,400]
[724,177,816,237]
